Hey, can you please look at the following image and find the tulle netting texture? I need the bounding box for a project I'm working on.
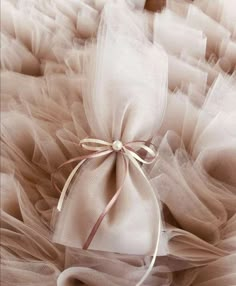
[1,0,236,285]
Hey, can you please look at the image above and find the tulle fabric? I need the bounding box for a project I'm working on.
[53,0,168,255]
[1,0,236,285]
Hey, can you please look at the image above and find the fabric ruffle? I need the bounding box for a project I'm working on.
[1,0,236,285]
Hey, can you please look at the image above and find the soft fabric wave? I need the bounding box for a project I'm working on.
[1,0,236,285]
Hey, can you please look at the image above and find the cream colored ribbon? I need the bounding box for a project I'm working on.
[52,138,162,286]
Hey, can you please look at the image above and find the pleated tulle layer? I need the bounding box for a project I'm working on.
[1,0,236,285]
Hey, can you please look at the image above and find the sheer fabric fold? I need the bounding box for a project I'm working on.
[1,0,236,285]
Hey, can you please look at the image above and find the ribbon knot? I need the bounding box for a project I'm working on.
[80,138,157,163]
[52,138,162,286]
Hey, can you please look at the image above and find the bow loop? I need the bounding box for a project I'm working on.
[124,141,157,165]
[80,138,113,152]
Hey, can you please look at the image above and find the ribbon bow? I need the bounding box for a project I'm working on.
[52,138,162,286]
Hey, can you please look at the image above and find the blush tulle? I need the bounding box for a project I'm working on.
[1,0,236,285]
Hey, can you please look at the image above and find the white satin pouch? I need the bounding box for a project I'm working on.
[53,0,168,256]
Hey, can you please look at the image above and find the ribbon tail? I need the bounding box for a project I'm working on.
[57,159,86,211]
[126,153,162,286]
[83,156,129,250]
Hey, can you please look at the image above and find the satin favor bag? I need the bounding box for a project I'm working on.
[53,0,168,256]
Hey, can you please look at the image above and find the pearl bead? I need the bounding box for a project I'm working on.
[112,140,123,152]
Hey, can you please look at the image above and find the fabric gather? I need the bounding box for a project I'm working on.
[1,0,236,285]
